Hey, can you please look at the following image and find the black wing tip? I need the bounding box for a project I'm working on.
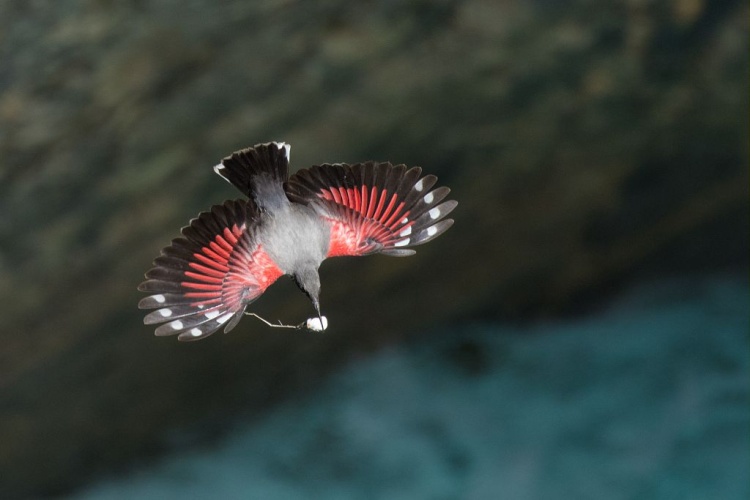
[137,293,153,308]
[414,218,454,245]
[152,313,227,339]
[177,333,210,342]
[381,248,417,257]
[434,199,458,219]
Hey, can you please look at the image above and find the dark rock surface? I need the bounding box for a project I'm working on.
[0,0,747,497]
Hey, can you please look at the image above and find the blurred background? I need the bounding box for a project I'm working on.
[1,0,747,498]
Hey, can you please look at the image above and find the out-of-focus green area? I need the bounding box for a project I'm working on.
[0,0,747,497]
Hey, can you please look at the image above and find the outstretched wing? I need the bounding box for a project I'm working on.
[138,200,283,341]
[286,162,456,257]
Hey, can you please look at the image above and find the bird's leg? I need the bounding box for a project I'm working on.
[244,312,305,330]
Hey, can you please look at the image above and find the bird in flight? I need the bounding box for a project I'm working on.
[138,142,457,341]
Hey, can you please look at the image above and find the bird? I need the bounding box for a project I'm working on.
[138,142,457,341]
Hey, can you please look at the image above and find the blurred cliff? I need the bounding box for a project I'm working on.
[0,0,747,497]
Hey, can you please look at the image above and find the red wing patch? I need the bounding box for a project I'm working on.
[138,200,282,341]
[286,162,457,257]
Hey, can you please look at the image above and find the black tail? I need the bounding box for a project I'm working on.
[214,142,290,211]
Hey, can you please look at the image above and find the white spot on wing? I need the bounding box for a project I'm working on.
[415,179,424,192]
[427,226,438,237]
[429,207,441,219]
[204,310,221,320]
[159,308,173,318]
[170,320,184,330]
[401,217,409,225]
[216,312,234,325]
[189,328,202,337]
[394,238,410,247]
[399,226,412,237]
[153,294,166,304]
[424,192,434,204]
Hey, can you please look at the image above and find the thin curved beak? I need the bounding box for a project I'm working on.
[313,297,322,323]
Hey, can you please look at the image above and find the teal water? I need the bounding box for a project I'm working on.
[75,275,749,499]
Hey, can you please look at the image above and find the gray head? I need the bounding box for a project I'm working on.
[292,264,322,317]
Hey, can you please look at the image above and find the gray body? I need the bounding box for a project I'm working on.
[260,203,329,274]
[254,174,329,311]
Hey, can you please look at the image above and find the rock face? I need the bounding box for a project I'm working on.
[0,0,747,497]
